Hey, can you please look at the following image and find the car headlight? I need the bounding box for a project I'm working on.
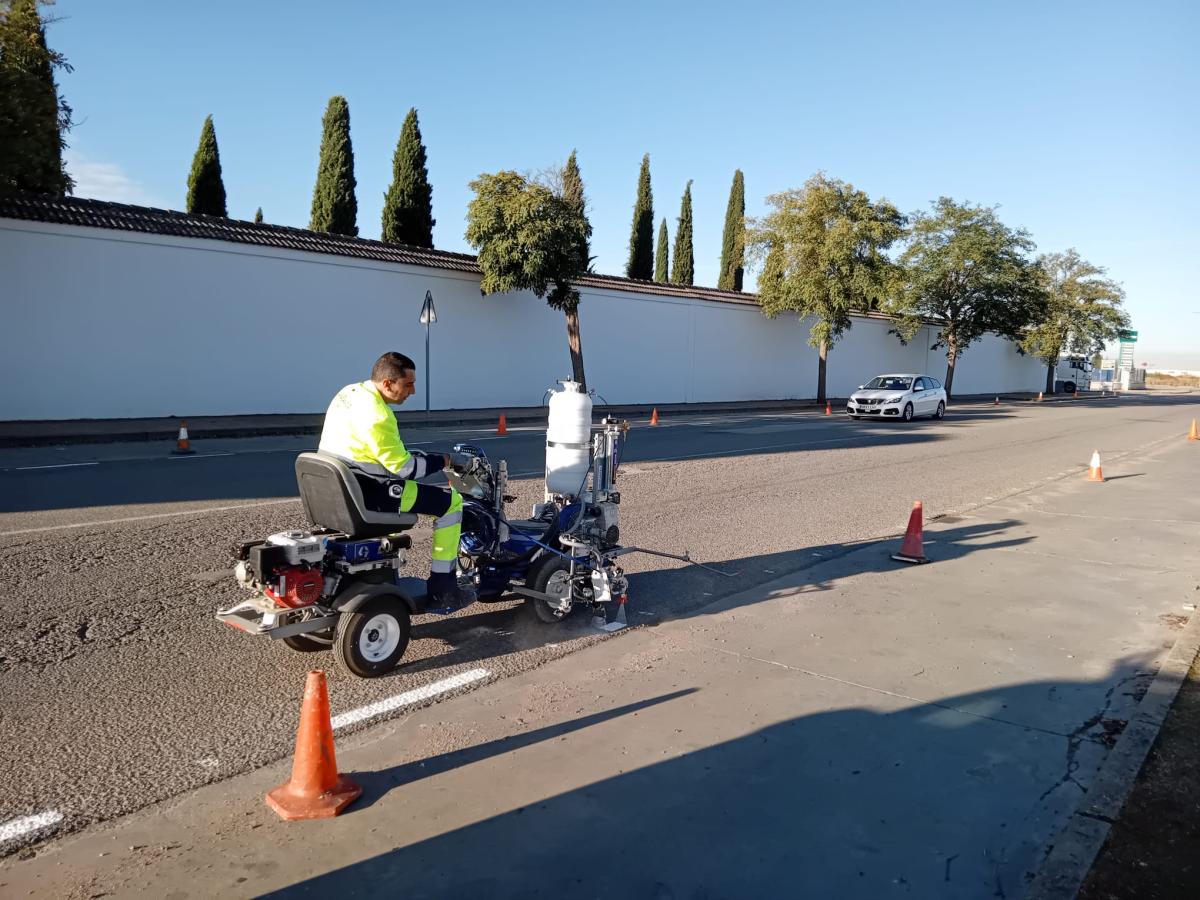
[885,395,903,404]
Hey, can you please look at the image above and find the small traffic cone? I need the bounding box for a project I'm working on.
[1073,389,1080,399]
[171,420,195,455]
[1188,418,1198,442]
[891,501,929,564]
[650,408,659,426]
[1036,392,1044,402]
[994,396,1000,406]
[824,401,832,416]
[601,594,629,633]
[1086,450,1105,483]
[496,414,507,436]
[266,671,361,821]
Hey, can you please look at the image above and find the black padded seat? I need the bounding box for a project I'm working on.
[295,452,418,538]
[506,519,554,538]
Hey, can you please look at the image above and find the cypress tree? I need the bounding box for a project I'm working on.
[671,180,694,286]
[0,0,73,196]
[186,115,227,216]
[310,96,358,236]
[253,207,263,223]
[381,107,434,247]
[655,218,669,282]
[624,153,654,279]
[718,169,745,291]
[561,149,590,268]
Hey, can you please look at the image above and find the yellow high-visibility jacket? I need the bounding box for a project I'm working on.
[317,381,441,479]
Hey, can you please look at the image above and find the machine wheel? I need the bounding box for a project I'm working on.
[1063,381,1077,394]
[526,555,573,624]
[334,597,411,677]
[282,630,332,653]
[934,401,945,420]
[902,403,915,422]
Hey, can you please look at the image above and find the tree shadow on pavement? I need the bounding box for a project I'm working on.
[261,656,1160,900]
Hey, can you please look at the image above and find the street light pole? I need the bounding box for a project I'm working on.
[419,290,437,413]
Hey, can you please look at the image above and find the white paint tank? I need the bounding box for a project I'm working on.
[545,382,593,496]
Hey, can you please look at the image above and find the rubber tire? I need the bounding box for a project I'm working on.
[935,401,945,420]
[1064,381,1076,394]
[282,630,332,653]
[333,597,411,678]
[526,555,572,624]
[902,403,914,422]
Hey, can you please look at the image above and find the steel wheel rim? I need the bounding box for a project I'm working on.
[359,613,401,662]
[544,569,572,613]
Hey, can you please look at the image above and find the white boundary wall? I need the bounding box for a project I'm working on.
[0,220,1045,420]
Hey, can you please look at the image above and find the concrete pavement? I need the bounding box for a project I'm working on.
[2,419,1196,898]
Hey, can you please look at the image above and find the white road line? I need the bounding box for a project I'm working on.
[331,668,490,730]
[0,810,64,844]
[167,452,235,460]
[0,498,300,538]
[14,462,99,471]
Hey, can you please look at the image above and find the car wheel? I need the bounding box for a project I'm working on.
[935,401,945,420]
[903,402,914,422]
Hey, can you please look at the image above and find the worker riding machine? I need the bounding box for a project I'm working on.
[217,382,704,677]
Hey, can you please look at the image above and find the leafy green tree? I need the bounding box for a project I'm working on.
[561,149,591,269]
[655,218,669,283]
[718,169,745,290]
[253,207,263,223]
[0,0,73,196]
[671,180,694,286]
[186,115,227,216]
[1021,249,1128,394]
[625,153,654,279]
[889,197,1046,398]
[381,107,434,247]
[750,173,905,402]
[466,171,592,387]
[309,96,357,236]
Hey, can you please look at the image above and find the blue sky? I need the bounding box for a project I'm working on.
[48,0,1199,366]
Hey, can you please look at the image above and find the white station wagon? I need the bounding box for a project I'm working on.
[847,374,947,422]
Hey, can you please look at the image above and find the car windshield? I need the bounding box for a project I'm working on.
[864,376,912,391]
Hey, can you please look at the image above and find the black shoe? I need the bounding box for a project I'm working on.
[426,575,477,611]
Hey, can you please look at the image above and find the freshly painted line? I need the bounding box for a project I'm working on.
[13,462,99,471]
[0,810,64,844]
[167,452,235,460]
[0,498,301,538]
[330,668,490,730]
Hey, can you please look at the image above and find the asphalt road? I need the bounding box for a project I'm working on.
[1,393,1197,855]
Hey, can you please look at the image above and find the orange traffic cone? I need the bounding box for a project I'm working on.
[1036,392,1044,402]
[496,414,507,436]
[824,401,832,416]
[172,420,195,455]
[266,671,361,821]
[994,396,1000,406]
[1073,389,1080,399]
[891,501,929,564]
[650,408,659,426]
[1086,450,1105,483]
[1188,418,1198,442]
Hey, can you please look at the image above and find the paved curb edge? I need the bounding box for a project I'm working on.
[1023,604,1200,899]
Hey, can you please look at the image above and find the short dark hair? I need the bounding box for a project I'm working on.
[371,351,416,383]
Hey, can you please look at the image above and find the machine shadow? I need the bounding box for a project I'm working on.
[391,518,1031,678]
[261,656,1157,900]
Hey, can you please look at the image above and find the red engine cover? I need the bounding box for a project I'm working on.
[266,566,324,608]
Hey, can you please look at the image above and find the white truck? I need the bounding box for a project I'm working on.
[1053,356,1092,394]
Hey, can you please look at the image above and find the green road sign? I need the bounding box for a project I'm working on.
[1119,330,1138,342]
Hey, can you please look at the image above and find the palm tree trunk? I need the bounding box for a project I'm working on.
[564,307,586,390]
